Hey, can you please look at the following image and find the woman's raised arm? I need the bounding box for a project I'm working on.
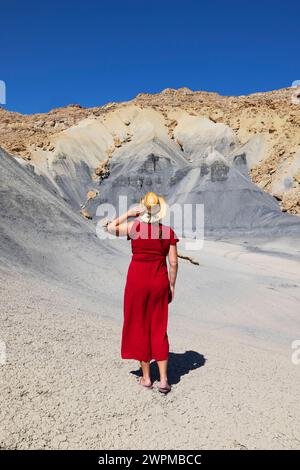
[106,205,143,237]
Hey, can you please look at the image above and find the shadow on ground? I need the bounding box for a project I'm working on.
[131,350,206,385]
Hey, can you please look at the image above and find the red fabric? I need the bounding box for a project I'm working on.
[121,220,179,362]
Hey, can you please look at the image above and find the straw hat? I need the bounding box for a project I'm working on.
[138,191,168,224]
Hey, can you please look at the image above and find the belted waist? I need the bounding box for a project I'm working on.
[131,253,166,262]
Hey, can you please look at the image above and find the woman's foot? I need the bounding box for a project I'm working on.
[138,376,153,388]
[158,379,171,394]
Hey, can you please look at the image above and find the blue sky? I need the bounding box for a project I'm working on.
[1,0,299,114]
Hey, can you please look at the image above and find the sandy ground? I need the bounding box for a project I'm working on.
[1,237,300,450]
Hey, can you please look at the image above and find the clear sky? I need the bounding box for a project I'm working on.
[1,0,299,114]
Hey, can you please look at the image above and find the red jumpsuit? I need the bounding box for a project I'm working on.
[121,219,179,362]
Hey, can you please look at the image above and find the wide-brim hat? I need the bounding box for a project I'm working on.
[138,194,168,224]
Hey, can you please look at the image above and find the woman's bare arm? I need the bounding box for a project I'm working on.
[107,210,131,237]
[106,205,143,237]
[168,245,178,288]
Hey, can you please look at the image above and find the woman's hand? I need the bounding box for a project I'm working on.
[169,285,175,303]
[127,204,145,218]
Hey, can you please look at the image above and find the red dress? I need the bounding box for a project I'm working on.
[121,219,179,362]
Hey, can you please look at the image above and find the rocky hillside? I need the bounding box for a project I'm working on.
[0,86,299,215]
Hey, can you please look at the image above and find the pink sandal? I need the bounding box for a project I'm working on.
[158,384,171,394]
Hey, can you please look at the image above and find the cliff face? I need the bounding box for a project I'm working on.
[0,104,105,157]
[134,87,300,215]
[0,86,299,215]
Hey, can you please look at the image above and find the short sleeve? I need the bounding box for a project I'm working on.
[170,228,179,245]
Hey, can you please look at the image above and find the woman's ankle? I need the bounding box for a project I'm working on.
[160,376,168,383]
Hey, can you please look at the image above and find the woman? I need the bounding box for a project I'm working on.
[106,191,179,394]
